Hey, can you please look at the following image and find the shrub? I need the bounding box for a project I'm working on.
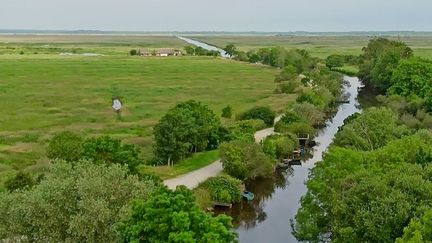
[238,106,276,127]
[221,105,233,118]
[5,171,35,192]
[193,188,213,210]
[220,141,275,180]
[226,119,266,142]
[292,103,324,126]
[82,136,142,173]
[263,134,299,159]
[129,49,138,56]
[200,175,242,203]
[275,121,315,136]
[47,131,83,162]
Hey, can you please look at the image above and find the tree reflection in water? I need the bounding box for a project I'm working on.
[214,167,293,229]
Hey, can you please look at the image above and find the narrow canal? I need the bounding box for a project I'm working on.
[177,36,364,242]
[227,76,363,242]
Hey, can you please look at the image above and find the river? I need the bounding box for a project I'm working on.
[176,37,363,242]
[177,36,230,58]
[224,76,363,242]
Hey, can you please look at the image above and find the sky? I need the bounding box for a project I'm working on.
[1,0,431,32]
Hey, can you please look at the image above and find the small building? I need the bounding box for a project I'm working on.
[156,48,182,57]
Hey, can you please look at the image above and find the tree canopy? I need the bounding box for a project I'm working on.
[153,100,222,165]
[0,162,157,242]
[119,186,238,243]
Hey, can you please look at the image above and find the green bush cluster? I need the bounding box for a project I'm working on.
[200,175,242,204]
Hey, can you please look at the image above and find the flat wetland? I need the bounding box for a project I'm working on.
[1,34,431,188]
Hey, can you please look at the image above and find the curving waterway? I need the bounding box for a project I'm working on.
[177,36,230,58]
[176,36,363,242]
[226,76,363,242]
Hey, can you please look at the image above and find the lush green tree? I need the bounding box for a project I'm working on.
[220,141,275,180]
[119,186,238,243]
[200,175,242,203]
[154,100,222,165]
[0,162,157,242]
[238,106,275,127]
[224,44,237,57]
[46,131,84,162]
[82,136,142,173]
[396,209,432,243]
[358,38,413,92]
[4,171,35,192]
[222,105,233,118]
[390,58,432,111]
[326,54,344,69]
[184,45,195,55]
[334,107,409,151]
[293,130,432,242]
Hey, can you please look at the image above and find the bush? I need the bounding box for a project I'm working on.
[238,106,276,127]
[225,119,267,142]
[47,131,83,162]
[129,49,138,56]
[296,90,326,107]
[275,81,301,94]
[193,188,213,210]
[263,134,299,159]
[220,141,275,180]
[275,121,315,136]
[292,103,324,126]
[5,171,35,192]
[82,136,142,173]
[200,175,242,204]
[221,105,233,118]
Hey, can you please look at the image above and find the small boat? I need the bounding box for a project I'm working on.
[242,191,255,201]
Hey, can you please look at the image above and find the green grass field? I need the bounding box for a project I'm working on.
[189,35,432,59]
[0,48,294,186]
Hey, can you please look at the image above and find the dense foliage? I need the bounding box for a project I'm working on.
[4,171,35,192]
[222,105,233,118]
[47,131,83,162]
[238,106,275,127]
[294,38,432,243]
[262,134,299,160]
[119,186,238,243]
[293,131,432,242]
[334,107,409,151]
[82,136,142,173]
[220,140,275,180]
[0,162,157,242]
[200,175,242,203]
[225,119,266,142]
[154,100,222,165]
[358,38,413,92]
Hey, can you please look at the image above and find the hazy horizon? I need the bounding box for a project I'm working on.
[1,0,431,32]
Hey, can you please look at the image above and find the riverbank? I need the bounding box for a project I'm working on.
[226,76,363,243]
[163,115,282,189]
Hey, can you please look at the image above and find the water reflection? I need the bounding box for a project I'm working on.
[217,76,363,243]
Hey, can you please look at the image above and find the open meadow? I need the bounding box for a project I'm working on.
[0,35,298,188]
[189,35,432,59]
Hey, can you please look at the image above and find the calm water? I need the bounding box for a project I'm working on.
[220,76,363,243]
[177,36,230,58]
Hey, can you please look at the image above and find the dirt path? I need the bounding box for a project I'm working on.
[163,115,282,189]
